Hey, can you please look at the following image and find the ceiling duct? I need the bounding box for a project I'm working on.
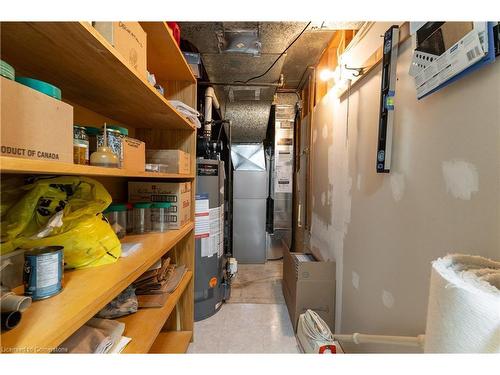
[217,28,262,56]
[227,86,263,102]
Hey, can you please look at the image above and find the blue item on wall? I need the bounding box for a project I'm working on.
[419,22,496,100]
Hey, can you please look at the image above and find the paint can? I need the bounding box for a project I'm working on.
[23,246,64,300]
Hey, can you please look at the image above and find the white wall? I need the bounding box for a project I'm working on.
[310,29,500,352]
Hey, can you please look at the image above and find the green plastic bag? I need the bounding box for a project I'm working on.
[1,176,121,269]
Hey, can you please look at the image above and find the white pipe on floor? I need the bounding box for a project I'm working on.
[333,333,426,348]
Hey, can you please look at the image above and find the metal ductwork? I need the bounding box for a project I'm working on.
[179,22,359,142]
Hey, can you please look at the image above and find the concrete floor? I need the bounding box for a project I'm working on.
[187,303,300,353]
[228,260,285,304]
[188,260,300,353]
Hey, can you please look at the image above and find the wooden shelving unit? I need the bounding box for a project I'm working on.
[0,22,195,130]
[0,156,195,180]
[119,271,192,353]
[149,331,193,354]
[0,21,197,354]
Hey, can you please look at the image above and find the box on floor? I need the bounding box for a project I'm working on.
[282,248,336,332]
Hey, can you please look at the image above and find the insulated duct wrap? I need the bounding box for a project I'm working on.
[424,254,500,353]
[225,101,272,142]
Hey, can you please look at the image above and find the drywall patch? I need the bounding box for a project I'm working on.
[321,191,326,206]
[442,160,479,200]
[382,290,395,309]
[357,173,362,191]
[390,172,405,202]
[312,129,318,143]
[322,124,328,139]
[352,271,360,290]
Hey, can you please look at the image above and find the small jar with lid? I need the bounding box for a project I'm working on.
[151,202,172,232]
[133,202,152,234]
[97,126,128,168]
[73,125,89,165]
[103,203,127,239]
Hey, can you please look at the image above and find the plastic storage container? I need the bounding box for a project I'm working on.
[126,203,134,234]
[103,203,127,239]
[151,202,172,232]
[133,202,152,234]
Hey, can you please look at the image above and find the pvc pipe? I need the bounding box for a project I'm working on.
[1,287,32,313]
[1,293,32,313]
[1,310,22,331]
[204,87,220,139]
[333,333,426,348]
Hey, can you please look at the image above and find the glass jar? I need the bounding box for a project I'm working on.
[85,126,100,155]
[103,203,127,239]
[133,202,152,234]
[97,127,123,167]
[73,125,89,165]
[126,203,134,234]
[151,202,172,232]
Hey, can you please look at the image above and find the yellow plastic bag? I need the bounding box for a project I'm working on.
[1,176,121,269]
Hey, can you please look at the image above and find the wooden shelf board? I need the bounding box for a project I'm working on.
[0,223,194,352]
[139,22,196,83]
[119,272,192,354]
[0,22,194,131]
[149,331,192,354]
[0,156,195,179]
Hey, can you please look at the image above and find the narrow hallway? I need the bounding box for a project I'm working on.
[188,260,300,353]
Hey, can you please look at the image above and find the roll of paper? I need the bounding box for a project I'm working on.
[424,254,500,353]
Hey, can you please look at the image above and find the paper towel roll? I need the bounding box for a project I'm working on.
[424,254,500,353]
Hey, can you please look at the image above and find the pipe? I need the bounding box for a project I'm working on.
[1,286,32,313]
[204,87,220,139]
[198,81,281,87]
[1,310,22,331]
[333,333,426,348]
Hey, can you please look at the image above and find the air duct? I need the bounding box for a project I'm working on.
[204,86,220,139]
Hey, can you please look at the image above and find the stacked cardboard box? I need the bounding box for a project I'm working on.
[128,181,191,229]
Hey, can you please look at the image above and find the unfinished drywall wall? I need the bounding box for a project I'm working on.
[309,28,500,353]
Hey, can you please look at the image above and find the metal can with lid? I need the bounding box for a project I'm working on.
[73,125,89,165]
[23,246,64,301]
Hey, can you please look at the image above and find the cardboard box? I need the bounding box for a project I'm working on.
[282,249,336,332]
[0,77,73,163]
[146,149,191,174]
[123,137,145,172]
[93,22,147,79]
[128,181,191,229]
